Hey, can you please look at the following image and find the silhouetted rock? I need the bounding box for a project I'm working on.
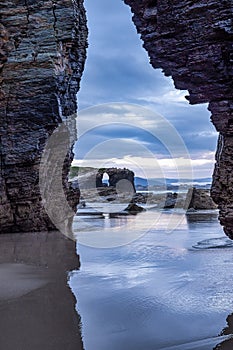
[125,203,145,215]
[164,192,178,209]
[186,188,218,210]
[71,167,136,201]
[132,193,148,204]
[214,313,233,350]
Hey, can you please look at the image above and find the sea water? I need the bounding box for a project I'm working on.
[70,209,233,350]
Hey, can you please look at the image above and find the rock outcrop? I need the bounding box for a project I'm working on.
[186,188,218,211]
[97,167,136,190]
[214,312,233,350]
[71,167,135,192]
[124,0,233,237]
[71,167,136,205]
[124,202,145,214]
[0,1,87,233]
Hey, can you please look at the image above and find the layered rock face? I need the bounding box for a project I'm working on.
[124,0,233,237]
[0,1,87,233]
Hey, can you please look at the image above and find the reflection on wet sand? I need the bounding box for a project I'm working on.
[214,313,233,350]
[0,231,83,350]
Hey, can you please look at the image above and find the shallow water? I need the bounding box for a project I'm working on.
[70,210,233,350]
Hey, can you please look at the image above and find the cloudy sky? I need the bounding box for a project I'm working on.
[74,0,218,179]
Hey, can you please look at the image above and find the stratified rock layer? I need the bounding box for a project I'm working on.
[124,0,233,237]
[0,1,87,233]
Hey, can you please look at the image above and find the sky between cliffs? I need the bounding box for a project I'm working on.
[74,0,218,179]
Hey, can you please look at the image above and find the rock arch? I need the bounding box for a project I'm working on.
[96,168,135,191]
[102,172,110,186]
[0,0,233,238]
[123,0,233,238]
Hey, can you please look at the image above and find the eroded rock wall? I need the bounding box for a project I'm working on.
[0,0,87,233]
[124,0,233,237]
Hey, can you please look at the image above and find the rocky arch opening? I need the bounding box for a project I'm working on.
[122,0,233,238]
[102,172,110,187]
[0,0,232,238]
[77,0,231,238]
[77,0,217,179]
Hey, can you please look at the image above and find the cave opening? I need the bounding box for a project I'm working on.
[75,0,217,182]
[102,172,110,187]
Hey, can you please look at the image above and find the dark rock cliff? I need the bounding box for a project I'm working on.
[0,0,88,233]
[124,0,233,237]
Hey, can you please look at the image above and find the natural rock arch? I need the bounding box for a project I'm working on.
[102,172,110,186]
[123,0,233,238]
[0,0,232,239]
[96,168,135,191]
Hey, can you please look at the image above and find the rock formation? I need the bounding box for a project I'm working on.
[1,0,232,237]
[124,0,233,237]
[186,187,218,211]
[124,202,145,214]
[97,167,136,190]
[214,312,233,350]
[0,1,87,233]
[71,166,135,192]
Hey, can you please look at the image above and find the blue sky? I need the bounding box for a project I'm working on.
[74,0,218,178]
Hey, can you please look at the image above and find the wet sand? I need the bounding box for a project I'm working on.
[0,231,83,350]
